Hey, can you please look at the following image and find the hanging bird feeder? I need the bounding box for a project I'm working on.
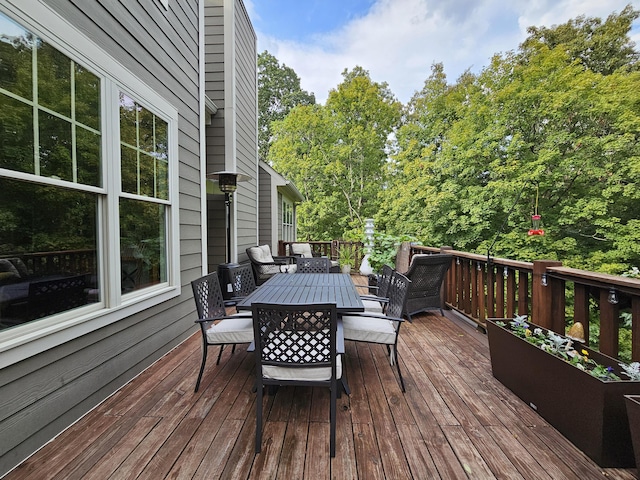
[528,185,544,236]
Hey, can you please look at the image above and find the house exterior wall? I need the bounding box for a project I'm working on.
[0,0,204,475]
[258,166,273,247]
[233,2,258,263]
[204,1,227,270]
[257,162,303,252]
[205,0,257,270]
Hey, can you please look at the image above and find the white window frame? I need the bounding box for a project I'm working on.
[0,0,181,369]
[282,198,294,242]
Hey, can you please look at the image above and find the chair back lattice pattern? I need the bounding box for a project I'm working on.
[229,264,256,297]
[252,303,337,368]
[295,257,330,274]
[191,272,226,321]
[385,272,411,320]
[377,264,394,298]
[252,302,339,457]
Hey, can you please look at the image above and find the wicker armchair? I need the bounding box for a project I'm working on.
[402,254,452,321]
[246,245,296,285]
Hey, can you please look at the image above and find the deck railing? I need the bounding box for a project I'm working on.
[278,241,364,269]
[409,244,640,362]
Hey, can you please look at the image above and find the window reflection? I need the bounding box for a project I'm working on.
[120,198,167,293]
[38,42,71,117]
[0,178,99,330]
[0,15,33,99]
[0,94,34,173]
[119,93,169,200]
[0,11,101,187]
[39,112,72,180]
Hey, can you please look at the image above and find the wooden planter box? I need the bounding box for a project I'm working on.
[626,395,640,472]
[487,318,640,467]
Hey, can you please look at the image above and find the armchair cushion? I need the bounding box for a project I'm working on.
[263,358,342,381]
[0,259,21,279]
[291,243,314,258]
[8,258,30,278]
[248,245,275,263]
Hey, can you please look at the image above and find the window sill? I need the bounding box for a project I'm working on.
[0,284,180,369]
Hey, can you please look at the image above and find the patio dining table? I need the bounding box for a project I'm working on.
[237,273,364,357]
[235,273,365,314]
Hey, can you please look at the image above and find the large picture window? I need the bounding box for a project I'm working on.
[0,9,178,335]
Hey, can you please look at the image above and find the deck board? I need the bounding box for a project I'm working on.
[4,276,637,479]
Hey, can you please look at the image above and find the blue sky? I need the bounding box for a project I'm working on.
[245,0,640,104]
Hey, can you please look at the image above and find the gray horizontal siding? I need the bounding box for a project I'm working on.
[234,0,258,256]
[0,0,204,475]
[258,169,272,247]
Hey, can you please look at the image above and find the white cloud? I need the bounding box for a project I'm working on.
[255,0,638,104]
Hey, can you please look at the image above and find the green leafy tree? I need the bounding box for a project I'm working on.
[382,7,640,275]
[257,51,315,160]
[522,5,639,74]
[269,67,402,240]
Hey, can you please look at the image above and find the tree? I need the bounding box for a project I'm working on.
[257,51,315,160]
[522,5,639,75]
[269,67,402,240]
[381,8,640,274]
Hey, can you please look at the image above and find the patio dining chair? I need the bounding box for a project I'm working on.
[342,271,411,392]
[295,256,331,273]
[402,253,452,321]
[228,263,257,304]
[191,272,253,392]
[360,264,394,314]
[252,302,342,457]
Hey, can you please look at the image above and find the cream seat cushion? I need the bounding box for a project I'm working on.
[409,254,430,266]
[248,245,275,263]
[362,299,384,313]
[206,313,254,344]
[342,314,397,345]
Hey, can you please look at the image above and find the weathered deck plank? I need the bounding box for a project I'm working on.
[4,276,637,479]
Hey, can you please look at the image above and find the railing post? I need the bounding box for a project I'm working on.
[599,288,620,358]
[574,284,590,345]
[517,270,529,317]
[396,242,412,274]
[532,260,562,331]
[633,297,640,362]
[440,246,453,309]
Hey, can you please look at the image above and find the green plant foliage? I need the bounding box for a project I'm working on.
[338,245,355,267]
[380,7,640,276]
[367,233,418,273]
[496,316,640,382]
[257,51,315,161]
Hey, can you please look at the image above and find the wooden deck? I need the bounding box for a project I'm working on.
[5,279,637,479]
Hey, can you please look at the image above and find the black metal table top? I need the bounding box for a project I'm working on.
[236,273,364,314]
